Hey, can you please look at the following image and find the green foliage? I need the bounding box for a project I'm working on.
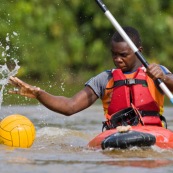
[0,0,173,82]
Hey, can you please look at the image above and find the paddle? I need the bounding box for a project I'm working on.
[95,0,173,104]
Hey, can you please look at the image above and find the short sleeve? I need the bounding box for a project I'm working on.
[85,70,112,99]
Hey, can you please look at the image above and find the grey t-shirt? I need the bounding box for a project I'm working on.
[85,70,112,99]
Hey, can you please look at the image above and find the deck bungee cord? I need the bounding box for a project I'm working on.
[95,0,173,104]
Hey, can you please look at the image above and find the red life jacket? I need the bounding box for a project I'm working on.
[107,68,162,127]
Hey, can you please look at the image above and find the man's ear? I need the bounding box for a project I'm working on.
[138,46,143,52]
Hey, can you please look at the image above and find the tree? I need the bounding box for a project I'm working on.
[0,0,173,82]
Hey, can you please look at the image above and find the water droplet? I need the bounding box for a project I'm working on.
[13,31,18,36]
[6,45,10,51]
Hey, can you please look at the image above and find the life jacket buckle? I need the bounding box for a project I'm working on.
[125,79,136,85]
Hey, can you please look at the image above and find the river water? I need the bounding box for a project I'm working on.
[0,105,173,173]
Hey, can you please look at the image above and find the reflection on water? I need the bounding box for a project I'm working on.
[0,105,173,173]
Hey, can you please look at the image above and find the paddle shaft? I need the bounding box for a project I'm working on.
[95,0,173,104]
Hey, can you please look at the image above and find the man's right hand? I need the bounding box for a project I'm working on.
[8,76,40,98]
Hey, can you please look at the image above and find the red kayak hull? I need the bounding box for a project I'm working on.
[88,126,173,149]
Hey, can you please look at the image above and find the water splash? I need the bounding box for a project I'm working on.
[0,31,20,109]
[60,81,65,92]
[0,60,20,109]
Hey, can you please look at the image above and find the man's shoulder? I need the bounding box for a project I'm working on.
[94,69,114,82]
[85,69,113,86]
[97,69,112,77]
[85,69,113,98]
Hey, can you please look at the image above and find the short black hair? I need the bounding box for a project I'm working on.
[111,26,142,48]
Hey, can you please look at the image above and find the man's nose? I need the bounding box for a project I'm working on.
[114,56,123,62]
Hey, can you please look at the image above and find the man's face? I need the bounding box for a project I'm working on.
[111,41,139,72]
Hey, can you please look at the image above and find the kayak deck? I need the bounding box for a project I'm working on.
[88,126,173,149]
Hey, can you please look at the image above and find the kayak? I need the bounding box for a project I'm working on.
[88,126,173,150]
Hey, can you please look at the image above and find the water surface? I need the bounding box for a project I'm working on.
[0,105,173,173]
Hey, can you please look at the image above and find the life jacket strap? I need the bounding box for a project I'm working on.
[106,79,148,89]
[139,110,161,117]
[139,110,167,128]
[115,79,148,87]
[160,116,167,128]
[102,121,110,131]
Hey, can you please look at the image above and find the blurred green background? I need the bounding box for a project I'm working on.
[1,0,173,106]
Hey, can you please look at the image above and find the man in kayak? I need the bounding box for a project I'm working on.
[9,26,173,130]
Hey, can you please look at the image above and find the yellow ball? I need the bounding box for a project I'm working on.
[0,114,35,148]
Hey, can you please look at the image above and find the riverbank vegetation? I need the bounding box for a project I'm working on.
[1,0,173,106]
